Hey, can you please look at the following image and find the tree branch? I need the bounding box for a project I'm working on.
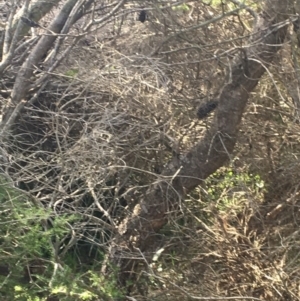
[104,0,294,294]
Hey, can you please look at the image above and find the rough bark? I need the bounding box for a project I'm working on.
[105,0,295,294]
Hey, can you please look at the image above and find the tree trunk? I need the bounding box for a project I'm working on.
[105,0,295,295]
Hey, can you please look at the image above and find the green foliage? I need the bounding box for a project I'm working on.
[49,266,97,301]
[0,177,121,300]
[65,69,79,77]
[172,3,190,12]
[90,272,124,299]
[205,167,265,212]
[14,286,45,301]
[206,0,261,10]
[202,0,224,6]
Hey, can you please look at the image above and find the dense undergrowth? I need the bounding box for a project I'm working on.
[1,0,300,300]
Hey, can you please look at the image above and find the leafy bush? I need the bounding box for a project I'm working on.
[0,175,120,300]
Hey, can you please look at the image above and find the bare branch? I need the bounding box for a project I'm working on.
[104,0,295,291]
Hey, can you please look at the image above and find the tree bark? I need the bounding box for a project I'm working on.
[105,0,295,294]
